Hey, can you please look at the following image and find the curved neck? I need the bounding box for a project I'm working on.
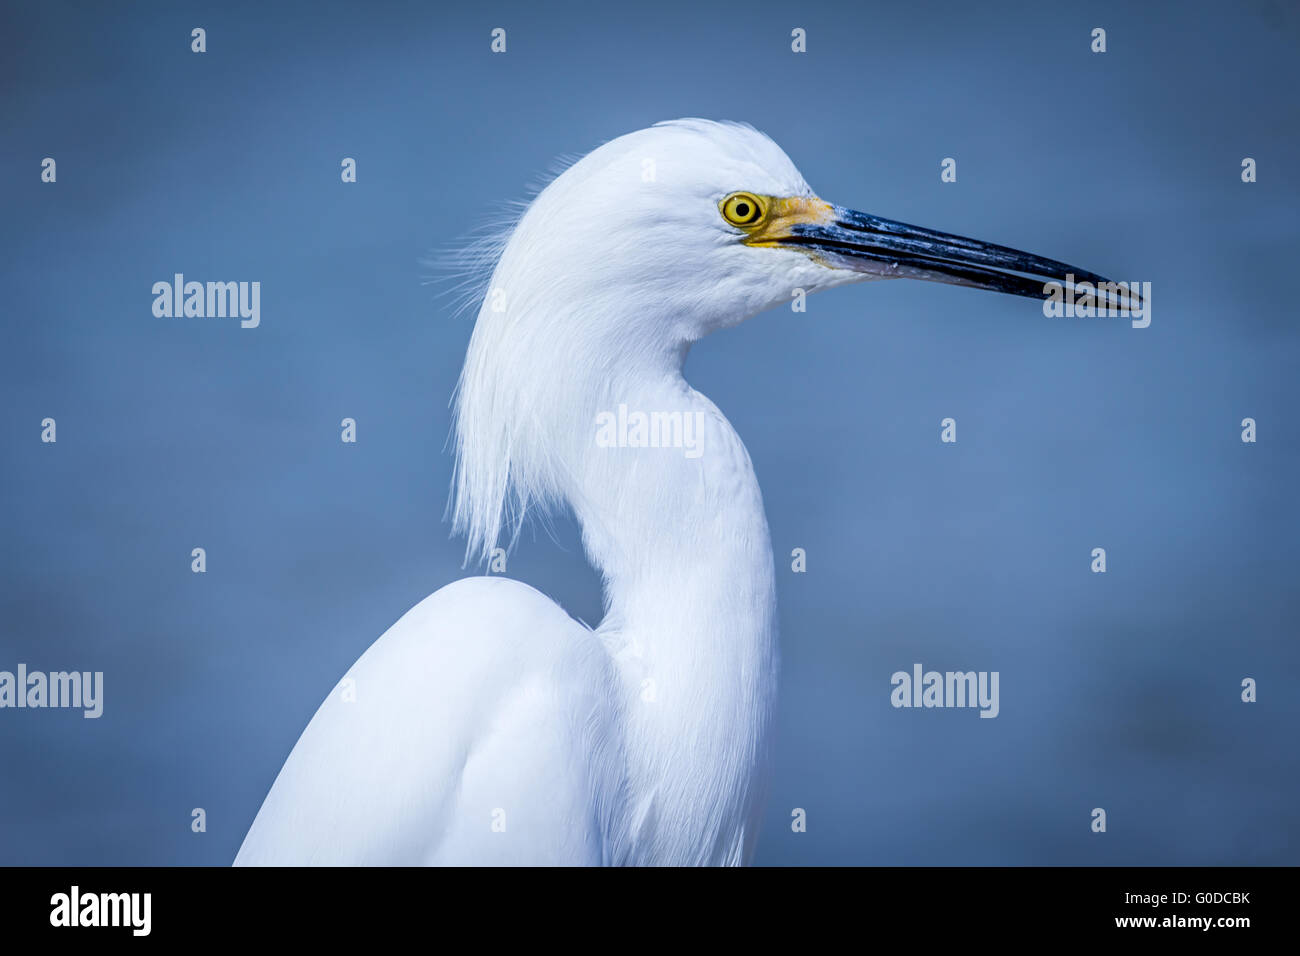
[571,366,780,865]
[455,297,781,862]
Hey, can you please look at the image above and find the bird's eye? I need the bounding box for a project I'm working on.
[720,192,766,227]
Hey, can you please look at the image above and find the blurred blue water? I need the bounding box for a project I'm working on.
[1,0,1296,864]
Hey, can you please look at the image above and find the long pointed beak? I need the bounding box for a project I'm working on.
[779,204,1139,309]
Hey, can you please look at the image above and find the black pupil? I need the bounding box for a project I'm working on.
[735,202,751,219]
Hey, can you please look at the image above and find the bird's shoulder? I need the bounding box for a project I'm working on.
[363,575,595,668]
[236,577,620,865]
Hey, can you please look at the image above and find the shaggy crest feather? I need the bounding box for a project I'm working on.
[448,119,812,566]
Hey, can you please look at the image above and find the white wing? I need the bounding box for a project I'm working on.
[234,577,623,865]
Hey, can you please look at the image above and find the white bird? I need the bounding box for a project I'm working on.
[235,119,1126,866]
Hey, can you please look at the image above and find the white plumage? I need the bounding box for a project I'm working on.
[237,119,1118,865]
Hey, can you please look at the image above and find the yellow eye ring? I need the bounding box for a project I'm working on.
[720,192,766,227]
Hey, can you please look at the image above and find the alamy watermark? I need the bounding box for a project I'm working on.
[0,664,103,718]
[1043,274,1151,329]
[152,274,260,328]
[891,663,999,718]
[50,886,150,936]
[594,404,706,459]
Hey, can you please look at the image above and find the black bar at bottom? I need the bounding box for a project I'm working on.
[0,865,1281,941]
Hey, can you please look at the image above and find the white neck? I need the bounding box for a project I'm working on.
[568,351,780,866]
[454,288,781,864]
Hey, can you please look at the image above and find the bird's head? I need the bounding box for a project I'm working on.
[479,118,1131,347]
[451,119,1133,564]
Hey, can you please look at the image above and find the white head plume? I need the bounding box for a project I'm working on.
[449,119,834,565]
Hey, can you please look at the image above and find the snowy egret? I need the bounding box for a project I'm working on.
[235,119,1129,866]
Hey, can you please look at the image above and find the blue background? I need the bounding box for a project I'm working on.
[2,0,1297,865]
